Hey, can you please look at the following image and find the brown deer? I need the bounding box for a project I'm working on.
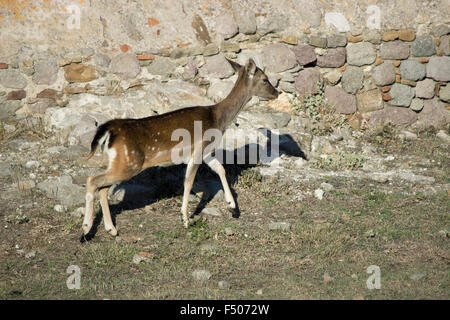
[82,58,279,237]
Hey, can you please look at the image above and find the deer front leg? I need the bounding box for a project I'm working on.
[205,156,236,211]
[181,157,200,228]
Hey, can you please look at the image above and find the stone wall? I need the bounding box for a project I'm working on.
[1,0,449,146]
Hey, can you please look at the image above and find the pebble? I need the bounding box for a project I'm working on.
[202,207,222,217]
[224,227,234,236]
[54,204,65,213]
[268,222,291,231]
[71,207,84,218]
[410,273,425,281]
[323,272,334,283]
[295,158,308,168]
[320,182,334,191]
[314,188,324,200]
[132,253,151,265]
[25,160,40,169]
[192,269,212,281]
[438,230,448,238]
[436,130,450,143]
[399,131,418,141]
[25,250,36,259]
[218,280,231,289]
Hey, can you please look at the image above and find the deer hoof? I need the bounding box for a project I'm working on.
[106,228,118,237]
[227,207,240,218]
[81,223,91,236]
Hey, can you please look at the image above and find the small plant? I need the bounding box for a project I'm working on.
[291,81,347,134]
[309,150,365,170]
[239,167,262,188]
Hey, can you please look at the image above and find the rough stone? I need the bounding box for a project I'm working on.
[262,44,297,73]
[416,98,450,128]
[294,69,321,96]
[436,130,450,143]
[7,90,26,100]
[0,100,21,119]
[146,57,176,78]
[292,45,316,66]
[415,79,435,98]
[426,56,450,81]
[363,29,381,44]
[439,35,450,56]
[324,86,357,114]
[382,30,399,41]
[432,24,450,37]
[398,29,416,41]
[207,78,234,102]
[342,66,363,94]
[0,70,27,89]
[64,64,98,83]
[203,43,219,56]
[309,35,327,48]
[380,41,410,60]
[90,53,111,68]
[37,88,59,100]
[439,85,450,102]
[69,114,98,148]
[199,54,235,79]
[215,13,239,39]
[347,42,376,66]
[316,48,346,68]
[32,60,58,85]
[0,162,12,178]
[371,62,396,86]
[256,14,287,35]
[411,35,436,57]
[356,89,383,113]
[28,99,55,114]
[37,175,85,207]
[327,34,347,48]
[399,60,426,81]
[410,98,424,111]
[221,41,241,53]
[233,5,256,34]
[293,1,322,28]
[389,83,415,107]
[110,53,141,79]
[366,106,418,128]
[181,59,198,81]
[324,70,342,85]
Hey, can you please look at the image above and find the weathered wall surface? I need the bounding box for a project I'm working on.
[1,0,449,147]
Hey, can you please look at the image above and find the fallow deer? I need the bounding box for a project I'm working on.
[82,58,279,237]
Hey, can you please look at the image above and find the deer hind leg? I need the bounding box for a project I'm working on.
[181,155,201,228]
[99,187,116,236]
[82,149,143,236]
[205,156,236,211]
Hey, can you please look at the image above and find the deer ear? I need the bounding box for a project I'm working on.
[246,58,257,77]
[226,58,242,72]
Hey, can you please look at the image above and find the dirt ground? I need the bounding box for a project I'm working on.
[0,123,449,300]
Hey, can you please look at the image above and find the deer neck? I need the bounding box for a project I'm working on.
[213,70,252,131]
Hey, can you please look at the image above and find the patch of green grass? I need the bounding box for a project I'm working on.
[187,219,211,243]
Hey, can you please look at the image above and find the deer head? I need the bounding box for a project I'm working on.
[228,58,279,101]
